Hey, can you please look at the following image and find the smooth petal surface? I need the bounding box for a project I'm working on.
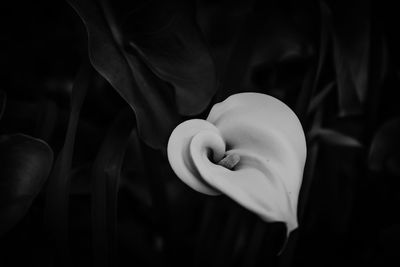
[168,119,222,195]
[167,93,307,234]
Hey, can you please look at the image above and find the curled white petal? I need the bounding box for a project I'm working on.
[167,119,222,195]
[167,93,307,234]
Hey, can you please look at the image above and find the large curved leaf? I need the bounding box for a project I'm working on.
[0,134,53,236]
[108,0,217,115]
[67,0,217,149]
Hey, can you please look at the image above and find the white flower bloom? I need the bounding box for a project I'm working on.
[167,92,307,235]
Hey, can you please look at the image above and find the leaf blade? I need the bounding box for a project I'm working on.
[308,128,363,148]
[0,134,53,236]
[67,0,217,149]
[91,108,135,267]
[332,0,371,116]
[44,61,92,265]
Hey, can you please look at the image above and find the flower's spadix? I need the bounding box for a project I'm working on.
[167,92,307,235]
[217,154,241,170]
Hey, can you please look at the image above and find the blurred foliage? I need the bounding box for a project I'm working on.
[68,0,217,149]
[1,0,400,267]
[0,134,53,236]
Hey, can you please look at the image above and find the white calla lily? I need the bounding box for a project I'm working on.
[167,92,307,234]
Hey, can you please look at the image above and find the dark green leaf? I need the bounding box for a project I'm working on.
[295,1,330,120]
[365,33,388,134]
[213,205,243,267]
[307,81,335,115]
[0,90,6,120]
[331,0,371,116]
[67,0,216,149]
[91,108,135,267]
[308,128,363,148]
[219,0,315,101]
[115,0,217,115]
[375,224,400,266]
[197,0,253,77]
[242,219,268,266]
[295,66,315,122]
[0,134,53,236]
[377,36,388,90]
[45,62,91,264]
[35,99,58,142]
[312,1,331,92]
[368,118,400,175]
[284,107,324,267]
[193,199,218,266]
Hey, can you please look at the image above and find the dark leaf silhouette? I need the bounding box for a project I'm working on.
[298,107,323,230]
[197,0,253,79]
[299,2,332,118]
[368,118,400,175]
[0,90,6,120]
[307,81,335,115]
[0,134,53,236]
[308,128,363,148]
[91,108,135,267]
[233,1,315,100]
[312,1,331,93]
[331,0,371,116]
[112,0,217,115]
[45,61,91,265]
[67,0,216,149]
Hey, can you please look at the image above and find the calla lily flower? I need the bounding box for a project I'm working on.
[167,92,307,235]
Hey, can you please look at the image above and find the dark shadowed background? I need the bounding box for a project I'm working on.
[1,0,400,266]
